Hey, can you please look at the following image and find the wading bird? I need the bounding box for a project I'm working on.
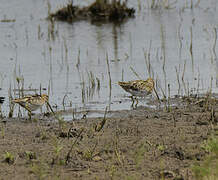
[12,94,53,119]
[118,78,155,107]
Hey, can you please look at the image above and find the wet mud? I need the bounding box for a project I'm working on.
[0,96,217,179]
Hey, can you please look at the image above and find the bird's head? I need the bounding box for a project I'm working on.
[41,94,49,102]
[147,78,155,88]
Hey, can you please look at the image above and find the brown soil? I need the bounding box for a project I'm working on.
[0,96,217,180]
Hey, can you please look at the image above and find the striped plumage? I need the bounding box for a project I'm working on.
[118,78,155,107]
[118,78,154,97]
[12,94,49,118]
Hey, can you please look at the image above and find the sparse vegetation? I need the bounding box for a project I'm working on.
[49,0,135,23]
[2,0,218,179]
[1,95,218,179]
[30,161,48,180]
[3,152,14,164]
[25,151,37,160]
[193,137,218,180]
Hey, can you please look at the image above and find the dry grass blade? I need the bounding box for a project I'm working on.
[213,27,217,60]
[95,107,108,132]
[153,87,160,101]
[106,53,112,109]
[46,102,55,115]
[65,128,84,164]
[130,66,141,79]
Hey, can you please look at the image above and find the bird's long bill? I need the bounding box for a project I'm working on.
[46,102,55,115]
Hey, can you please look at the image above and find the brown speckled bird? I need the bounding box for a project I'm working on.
[118,78,155,107]
[12,94,49,119]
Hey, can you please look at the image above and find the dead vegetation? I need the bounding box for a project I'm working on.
[49,0,135,23]
[0,97,4,104]
[0,95,218,179]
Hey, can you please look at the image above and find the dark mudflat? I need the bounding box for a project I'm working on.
[0,96,217,179]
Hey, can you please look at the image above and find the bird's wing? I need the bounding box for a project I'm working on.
[129,80,148,91]
[118,81,137,91]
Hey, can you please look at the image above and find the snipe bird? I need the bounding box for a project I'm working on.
[12,94,51,119]
[118,78,155,107]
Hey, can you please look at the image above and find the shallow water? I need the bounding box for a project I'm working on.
[1,0,218,118]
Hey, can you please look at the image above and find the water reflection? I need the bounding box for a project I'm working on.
[0,0,218,118]
[112,23,118,61]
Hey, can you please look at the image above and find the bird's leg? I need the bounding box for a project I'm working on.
[135,97,139,108]
[28,111,32,120]
[25,105,32,120]
[131,96,135,108]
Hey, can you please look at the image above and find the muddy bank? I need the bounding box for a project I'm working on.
[0,96,218,179]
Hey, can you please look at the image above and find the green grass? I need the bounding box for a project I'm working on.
[3,151,14,164]
[192,137,218,179]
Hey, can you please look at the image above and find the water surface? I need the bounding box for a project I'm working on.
[1,0,218,119]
